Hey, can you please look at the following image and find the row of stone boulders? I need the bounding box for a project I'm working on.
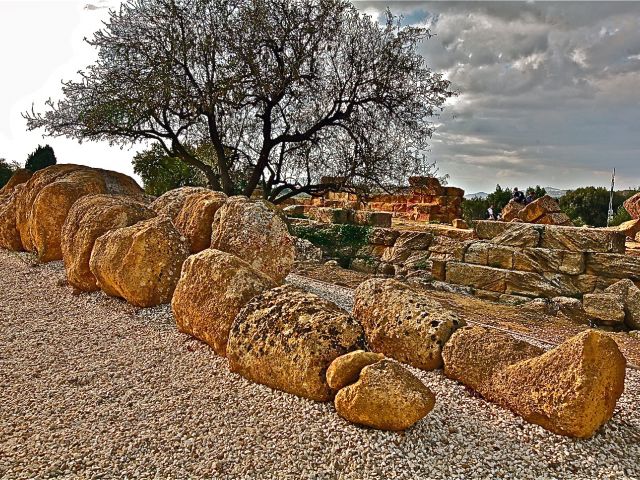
[442,326,626,438]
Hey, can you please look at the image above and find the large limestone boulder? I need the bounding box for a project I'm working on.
[326,350,385,391]
[173,190,227,253]
[501,199,524,222]
[150,186,211,222]
[172,249,276,355]
[227,285,366,401]
[334,359,436,431]
[623,192,640,219]
[442,326,544,395]
[0,184,26,250]
[211,197,295,284]
[15,164,144,262]
[491,330,626,438]
[61,195,156,291]
[15,164,86,252]
[606,219,640,239]
[0,168,32,195]
[604,279,640,330]
[583,293,626,326]
[89,215,189,307]
[518,195,561,223]
[352,279,465,370]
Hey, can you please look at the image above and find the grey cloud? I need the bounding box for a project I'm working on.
[352,1,640,192]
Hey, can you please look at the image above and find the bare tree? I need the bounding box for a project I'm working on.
[26,0,453,202]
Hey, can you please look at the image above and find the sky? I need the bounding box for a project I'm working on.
[1,1,639,194]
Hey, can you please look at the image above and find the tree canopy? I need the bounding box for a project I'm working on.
[25,0,453,202]
[0,159,19,189]
[25,144,57,172]
[132,143,207,196]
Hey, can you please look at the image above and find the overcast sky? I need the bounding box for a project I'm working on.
[1,1,639,194]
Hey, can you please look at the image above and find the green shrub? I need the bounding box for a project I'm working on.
[25,145,56,172]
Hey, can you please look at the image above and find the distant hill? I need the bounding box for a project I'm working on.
[465,187,567,200]
[464,191,488,200]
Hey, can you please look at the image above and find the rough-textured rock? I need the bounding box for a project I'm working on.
[227,285,366,401]
[487,245,515,269]
[15,165,144,262]
[475,221,511,240]
[211,197,295,284]
[586,253,640,279]
[369,228,399,246]
[513,248,586,275]
[353,211,392,228]
[606,219,640,239]
[172,249,275,356]
[491,330,626,438]
[334,359,436,431]
[61,195,156,291]
[293,237,323,262]
[283,204,305,217]
[537,212,573,226]
[491,223,542,248]
[428,236,467,262]
[583,293,626,325]
[442,326,544,395]
[446,262,507,293]
[307,207,352,224]
[173,190,227,253]
[505,270,581,298]
[518,195,561,223]
[326,351,385,390]
[352,279,465,370]
[452,218,469,229]
[604,279,640,330]
[501,200,525,222]
[464,241,490,265]
[623,192,640,219]
[89,215,189,307]
[149,187,211,221]
[541,226,626,254]
[0,168,32,195]
[0,184,26,250]
[552,296,587,323]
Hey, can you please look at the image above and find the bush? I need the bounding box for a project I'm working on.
[291,223,371,268]
[559,187,638,227]
[0,159,17,189]
[25,145,56,172]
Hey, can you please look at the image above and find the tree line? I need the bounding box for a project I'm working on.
[0,145,57,188]
[462,184,639,228]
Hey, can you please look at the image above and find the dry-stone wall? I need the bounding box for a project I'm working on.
[442,221,634,302]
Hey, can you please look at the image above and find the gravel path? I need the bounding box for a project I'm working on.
[2,250,640,480]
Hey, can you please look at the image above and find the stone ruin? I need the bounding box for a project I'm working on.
[284,175,465,228]
[501,194,572,225]
[0,165,632,436]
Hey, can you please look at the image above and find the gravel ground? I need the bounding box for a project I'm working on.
[2,250,640,480]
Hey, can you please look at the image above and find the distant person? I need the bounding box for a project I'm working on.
[525,190,536,204]
[487,204,496,220]
[512,187,525,204]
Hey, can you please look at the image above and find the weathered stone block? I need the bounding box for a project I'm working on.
[513,248,585,275]
[540,225,625,253]
[394,231,433,250]
[428,236,466,261]
[452,218,469,229]
[487,245,515,269]
[624,192,640,219]
[353,210,392,228]
[431,259,447,281]
[583,293,626,325]
[606,219,640,238]
[501,200,525,222]
[465,241,490,265]
[446,262,507,293]
[586,253,640,279]
[505,270,581,298]
[517,195,560,223]
[404,251,432,271]
[369,227,399,246]
[491,223,542,248]
[283,204,305,217]
[307,207,353,224]
[475,221,510,240]
[537,212,573,226]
